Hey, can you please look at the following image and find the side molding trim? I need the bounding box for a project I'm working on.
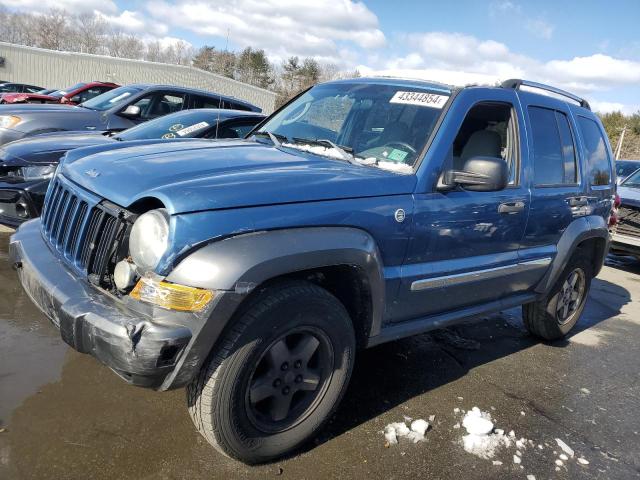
[410,257,552,291]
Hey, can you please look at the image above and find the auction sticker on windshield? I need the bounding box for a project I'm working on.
[176,122,210,137]
[390,91,449,109]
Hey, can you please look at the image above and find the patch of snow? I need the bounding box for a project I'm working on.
[580,387,591,394]
[509,430,516,438]
[520,411,526,416]
[559,453,569,461]
[538,444,544,450]
[462,408,494,436]
[383,419,429,445]
[453,423,460,429]
[578,457,589,465]
[513,455,521,464]
[492,461,503,466]
[555,438,575,458]
[460,407,511,460]
[282,143,346,160]
[377,161,413,174]
[454,408,461,414]
[527,475,536,480]
[410,419,429,436]
[428,415,436,423]
[555,459,564,467]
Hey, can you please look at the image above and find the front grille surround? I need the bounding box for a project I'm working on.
[41,175,132,288]
[616,204,640,238]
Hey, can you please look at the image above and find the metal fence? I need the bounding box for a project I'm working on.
[0,42,277,113]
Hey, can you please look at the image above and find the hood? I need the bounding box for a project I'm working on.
[0,131,113,166]
[0,104,102,131]
[0,93,57,103]
[618,185,640,208]
[61,139,417,214]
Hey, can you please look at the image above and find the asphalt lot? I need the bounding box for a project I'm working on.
[1,228,640,480]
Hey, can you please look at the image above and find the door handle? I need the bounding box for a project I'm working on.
[568,196,588,207]
[498,201,525,214]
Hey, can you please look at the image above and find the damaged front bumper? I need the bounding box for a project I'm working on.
[9,219,194,389]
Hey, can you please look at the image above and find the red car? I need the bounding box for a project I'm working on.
[0,81,120,105]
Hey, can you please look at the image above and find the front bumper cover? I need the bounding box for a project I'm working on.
[10,219,193,389]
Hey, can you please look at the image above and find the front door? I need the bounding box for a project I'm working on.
[390,89,531,322]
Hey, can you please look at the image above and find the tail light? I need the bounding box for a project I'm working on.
[609,193,621,228]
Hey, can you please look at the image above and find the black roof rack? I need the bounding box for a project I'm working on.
[501,79,591,110]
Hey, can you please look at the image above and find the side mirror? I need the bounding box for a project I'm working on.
[69,95,81,104]
[120,105,141,118]
[440,156,508,192]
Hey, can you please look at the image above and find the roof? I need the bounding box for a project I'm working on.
[323,76,453,94]
[125,83,259,109]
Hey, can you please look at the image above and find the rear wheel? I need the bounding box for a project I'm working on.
[187,281,355,464]
[523,251,592,340]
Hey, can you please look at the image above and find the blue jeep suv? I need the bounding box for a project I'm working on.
[9,77,615,463]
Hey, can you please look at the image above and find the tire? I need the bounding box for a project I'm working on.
[523,250,593,340]
[186,280,356,464]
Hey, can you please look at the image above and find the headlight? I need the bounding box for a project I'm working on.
[0,115,21,129]
[20,165,56,180]
[129,208,170,271]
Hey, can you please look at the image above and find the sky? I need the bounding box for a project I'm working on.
[4,0,640,113]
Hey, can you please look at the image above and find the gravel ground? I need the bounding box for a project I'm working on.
[1,230,639,479]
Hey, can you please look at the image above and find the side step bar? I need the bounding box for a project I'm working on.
[366,293,537,347]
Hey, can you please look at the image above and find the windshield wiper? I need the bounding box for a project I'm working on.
[253,131,288,146]
[290,137,359,165]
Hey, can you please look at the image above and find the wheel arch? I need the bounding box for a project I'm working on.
[161,227,386,389]
[535,215,609,295]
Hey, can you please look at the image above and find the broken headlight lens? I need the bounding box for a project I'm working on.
[129,208,169,271]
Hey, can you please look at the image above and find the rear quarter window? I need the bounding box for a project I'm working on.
[577,116,612,186]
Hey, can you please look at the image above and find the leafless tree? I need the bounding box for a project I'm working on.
[75,12,108,54]
[33,9,71,51]
[108,31,145,59]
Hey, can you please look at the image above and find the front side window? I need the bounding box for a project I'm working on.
[529,106,577,186]
[616,161,640,179]
[255,83,449,173]
[80,86,143,111]
[214,120,262,139]
[132,93,185,120]
[191,95,222,109]
[450,102,518,184]
[578,116,611,186]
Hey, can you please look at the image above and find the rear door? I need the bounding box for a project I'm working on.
[517,91,584,275]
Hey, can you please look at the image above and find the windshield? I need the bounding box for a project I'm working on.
[52,82,86,98]
[255,82,449,173]
[117,109,217,141]
[622,168,640,188]
[616,161,640,179]
[80,86,142,111]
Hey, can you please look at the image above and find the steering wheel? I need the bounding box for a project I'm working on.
[383,141,417,155]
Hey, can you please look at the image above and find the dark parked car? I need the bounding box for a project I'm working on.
[10,78,614,463]
[0,82,44,94]
[615,159,640,185]
[0,108,265,226]
[0,81,119,105]
[0,84,261,146]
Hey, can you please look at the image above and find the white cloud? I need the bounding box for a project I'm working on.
[97,10,168,36]
[144,0,384,63]
[0,0,117,14]
[590,101,640,115]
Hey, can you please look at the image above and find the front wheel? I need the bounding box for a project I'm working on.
[187,281,355,464]
[523,251,593,340]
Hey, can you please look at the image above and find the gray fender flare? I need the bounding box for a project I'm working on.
[535,215,609,295]
[161,227,386,389]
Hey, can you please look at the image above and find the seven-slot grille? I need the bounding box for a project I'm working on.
[616,205,640,238]
[41,177,128,285]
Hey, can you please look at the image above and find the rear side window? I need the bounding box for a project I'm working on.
[528,106,577,186]
[578,116,611,186]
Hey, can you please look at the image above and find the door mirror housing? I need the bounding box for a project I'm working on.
[440,156,508,192]
[120,105,141,118]
[69,95,81,104]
